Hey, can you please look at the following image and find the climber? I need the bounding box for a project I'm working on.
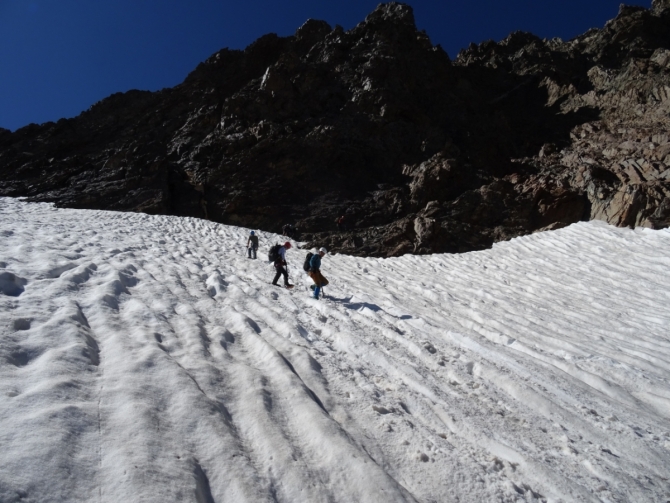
[308,247,329,299]
[271,241,294,288]
[247,230,259,259]
[282,223,296,239]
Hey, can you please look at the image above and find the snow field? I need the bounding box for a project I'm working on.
[0,197,669,503]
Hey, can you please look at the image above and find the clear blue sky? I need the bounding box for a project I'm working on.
[0,0,649,131]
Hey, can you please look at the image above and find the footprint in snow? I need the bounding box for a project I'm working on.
[46,263,78,279]
[7,348,39,367]
[64,264,98,285]
[0,272,27,297]
[423,341,437,354]
[372,405,393,415]
[13,319,31,331]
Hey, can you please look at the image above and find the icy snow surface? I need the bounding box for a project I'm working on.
[1,197,670,503]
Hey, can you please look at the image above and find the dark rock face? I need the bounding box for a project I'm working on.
[1,1,668,256]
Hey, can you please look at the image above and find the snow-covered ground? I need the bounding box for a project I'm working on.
[1,197,669,503]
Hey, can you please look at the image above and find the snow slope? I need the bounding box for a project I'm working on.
[1,197,669,503]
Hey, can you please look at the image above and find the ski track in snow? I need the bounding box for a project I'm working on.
[1,197,669,503]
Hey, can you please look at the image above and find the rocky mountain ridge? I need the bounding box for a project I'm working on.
[1,1,668,256]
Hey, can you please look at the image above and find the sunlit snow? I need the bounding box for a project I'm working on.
[1,197,669,503]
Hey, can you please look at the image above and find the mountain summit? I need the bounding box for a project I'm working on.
[1,2,669,256]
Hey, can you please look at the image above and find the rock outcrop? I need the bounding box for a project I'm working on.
[1,2,668,256]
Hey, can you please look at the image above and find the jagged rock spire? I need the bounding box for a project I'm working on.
[364,2,415,26]
[652,0,670,14]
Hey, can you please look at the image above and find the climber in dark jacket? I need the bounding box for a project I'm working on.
[272,242,293,288]
[247,231,259,259]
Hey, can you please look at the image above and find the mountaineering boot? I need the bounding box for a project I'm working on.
[313,286,321,299]
[310,284,316,291]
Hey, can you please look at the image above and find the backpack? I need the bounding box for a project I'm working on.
[303,252,314,272]
[268,244,281,263]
